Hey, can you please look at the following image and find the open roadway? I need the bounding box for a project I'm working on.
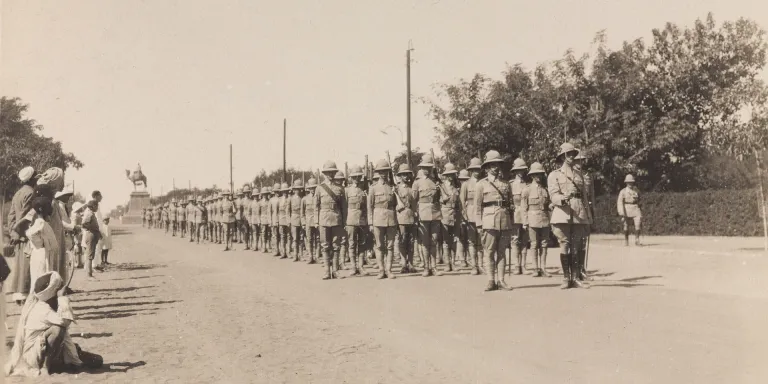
[4,226,767,383]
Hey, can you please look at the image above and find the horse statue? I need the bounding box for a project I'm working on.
[125,163,148,191]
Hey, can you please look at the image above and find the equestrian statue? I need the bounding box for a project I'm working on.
[125,163,148,191]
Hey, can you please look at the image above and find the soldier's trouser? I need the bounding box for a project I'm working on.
[457,221,470,263]
[291,225,304,257]
[319,225,344,271]
[441,222,458,268]
[418,220,441,270]
[398,224,416,268]
[511,223,527,271]
[305,225,319,260]
[251,224,259,249]
[271,224,280,254]
[83,231,100,277]
[188,221,195,241]
[279,225,290,255]
[261,224,270,251]
[528,226,550,250]
[373,226,397,274]
[345,226,366,268]
[551,223,587,255]
[482,229,512,282]
[165,220,170,233]
[467,222,482,269]
[622,216,642,234]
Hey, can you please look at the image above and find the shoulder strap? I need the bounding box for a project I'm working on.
[319,183,340,204]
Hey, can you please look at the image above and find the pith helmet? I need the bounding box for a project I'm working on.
[222,189,231,196]
[467,157,482,170]
[272,183,281,192]
[243,185,251,193]
[442,163,458,175]
[266,187,273,194]
[482,150,504,167]
[575,152,586,160]
[260,187,268,194]
[557,142,580,159]
[306,178,318,188]
[197,197,203,203]
[374,159,391,171]
[624,174,636,183]
[528,162,546,175]
[372,173,380,180]
[280,182,290,191]
[458,169,470,180]
[188,196,194,202]
[251,188,259,196]
[511,158,528,171]
[418,154,434,168]
[397,163,413,175]
[349,165,364,177]
[334,171,345,180]
[171,198,177,204]
[293,179,304,189]
[322,161,338,173]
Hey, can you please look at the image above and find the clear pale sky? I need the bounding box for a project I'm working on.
[1,0,766,212]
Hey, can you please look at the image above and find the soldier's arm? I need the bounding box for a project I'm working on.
[340,188,348,226]
[474,182,484,221]
[520,187,529,226]
[367,188,374,225]
[547,173,566,206]
[617,189,625,216]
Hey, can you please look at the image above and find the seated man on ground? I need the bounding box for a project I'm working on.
[5,271,103,377]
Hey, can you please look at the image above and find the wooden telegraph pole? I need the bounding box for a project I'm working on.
[283,118,287,184]
[230,144,234,194]
[406,41,414,170]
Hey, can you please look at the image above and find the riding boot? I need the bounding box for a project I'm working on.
[514,248,523,275]
[577,250,593,281]
[521,246,528,272]
[570,252,585,288]
[457,241,467,268]
[322,249,332,280]
[635,234,641,246]
[560,253,571,289]
[497,254,509,289]
[375,248,386,279]
[484,253,497,291]
[332,251,343,279]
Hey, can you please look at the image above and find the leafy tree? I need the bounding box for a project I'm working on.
[0,97,84,200]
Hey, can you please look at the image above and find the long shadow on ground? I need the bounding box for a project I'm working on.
[74,300,180,311]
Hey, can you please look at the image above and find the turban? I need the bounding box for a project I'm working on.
[36,167,65,191]
[33,271,64,302]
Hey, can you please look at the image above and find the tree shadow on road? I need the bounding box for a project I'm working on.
[78,285,158,294]
[108,263,167,271]
[108,275,165,281]
[74,300,181,311]
[72,332,114,339]
[78,308,161,321]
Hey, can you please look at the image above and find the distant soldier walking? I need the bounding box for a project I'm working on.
[618,174,642,246]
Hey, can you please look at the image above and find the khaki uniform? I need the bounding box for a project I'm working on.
[396,183,417,272]
[290,194,304,259]
[440,181,460,272]
[169,205,177,235]
[548,163,592,286]
[260,197,272,252]
[302,192,319,262]
[510,178,529,274]
[178,205,187,237]
[617,186,641,225]
[475,175,514,285]
[315,181,347,277]
[521,181,552,277]
[269,195,281,255]
[368,180,398,278]
[344,185,368,273]
[459,176,482,273]
[250,198,261,250]
[278,195,290,257]
[412,174,442,275]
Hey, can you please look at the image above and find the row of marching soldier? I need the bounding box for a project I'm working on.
[143,141,643,292]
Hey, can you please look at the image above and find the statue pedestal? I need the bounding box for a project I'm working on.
[122,191,150,225]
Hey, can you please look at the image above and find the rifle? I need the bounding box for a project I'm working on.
[364,155,369,191]
[344,162,349,188]
[386,151,406,209]
[430,148,449,200]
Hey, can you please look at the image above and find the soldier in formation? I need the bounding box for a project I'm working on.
[290,180,305,261]
[315,162,347,279]
[509,158,530,275]
[344,166,368,276]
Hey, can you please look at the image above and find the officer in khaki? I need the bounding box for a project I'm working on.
[367,159,399,279]
[239,186,251,249]
[439,163,460,274]
[456,169,470,267]
[548,142,591,289]
[460,157,484,275]
[162,203,169,233]
[260,187,272,253]
[394,164,417,273]
[269,183,282,256]
[475,150,515,291]
[178,200,188,237]
[412,155,442,277]
[315,161,347,280]
[186,197,195,242]
[521,162,552,277]
[617,174,642,246]
[219,190,234,250]
[510,158,530,275]
[302,179,319,264]
[170,199,178,236]
[289,179,305,261]
[344,166,369,276]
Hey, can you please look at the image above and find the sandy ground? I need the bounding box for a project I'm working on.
[3,225,768,384]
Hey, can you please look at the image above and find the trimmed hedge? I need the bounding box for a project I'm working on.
[591,188,764,236]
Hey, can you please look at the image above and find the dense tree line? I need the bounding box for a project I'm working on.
[423,14,768,193]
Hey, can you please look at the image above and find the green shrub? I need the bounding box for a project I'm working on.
[592,189,764,236]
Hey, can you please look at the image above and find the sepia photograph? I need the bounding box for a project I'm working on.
[1,0,767,383]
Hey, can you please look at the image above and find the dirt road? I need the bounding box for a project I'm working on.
[5,226,768,383]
